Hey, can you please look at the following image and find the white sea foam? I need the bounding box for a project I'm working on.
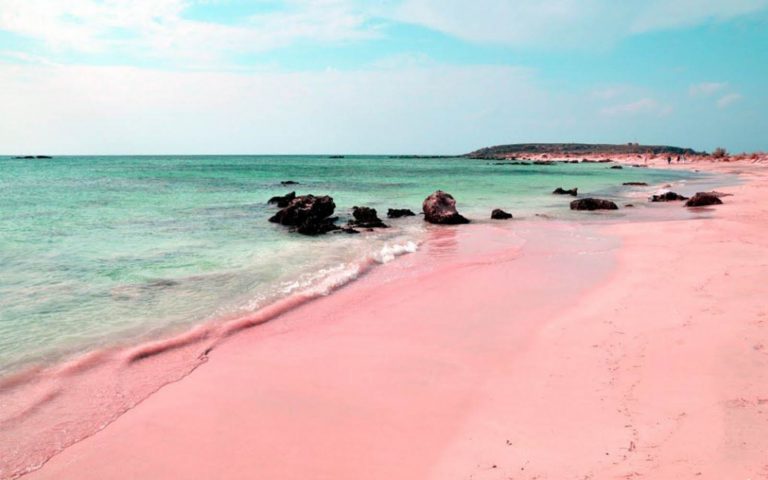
[373,241,419,264]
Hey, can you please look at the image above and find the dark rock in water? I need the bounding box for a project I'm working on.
[570,198,619,211]
[598,159,613,163]
[296,217,340,235]
[269,194,339,235]
[533,160,554,165]
[650,192,688,202]
[349,206,388,228]
[625,204,635,208]
[336,226,360,234]
[632,164,648,168]
[267,191,296,208]
[553,187,578,196]
[281,180,299,186]
[491,209,513,220]
[422,190,470,224]
[685,192,724,207]
[387,208,416,218]
[623,182,648,186]
[610,165,623,169]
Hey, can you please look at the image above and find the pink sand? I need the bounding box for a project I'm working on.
[24,160,768,479]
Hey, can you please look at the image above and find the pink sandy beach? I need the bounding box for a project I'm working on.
[22,159,768,479]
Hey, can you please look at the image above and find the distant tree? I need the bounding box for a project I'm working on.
[712,147,728,158]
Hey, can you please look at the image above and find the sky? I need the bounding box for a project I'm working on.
[0,0,767,155]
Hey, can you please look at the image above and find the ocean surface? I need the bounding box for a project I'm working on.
[0,155,702,377]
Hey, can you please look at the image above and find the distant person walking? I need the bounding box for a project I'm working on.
[667,156,672,165]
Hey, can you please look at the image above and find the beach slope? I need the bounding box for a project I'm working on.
[26,163,768,480]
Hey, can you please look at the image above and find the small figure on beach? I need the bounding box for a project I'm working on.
[667,156,672,165]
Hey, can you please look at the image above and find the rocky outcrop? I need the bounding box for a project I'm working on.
[610,165,623,169]
[685,192,724,207]
[650,192,688,202]
[387,208,416,218]
[553,187,578,196]
[349,206,388,228]
[267,191,296,208]
[491,209,513,220]
[268,194,339,235]
[623,182,648,186]
[570,198,619,211]
[422,191,470,224]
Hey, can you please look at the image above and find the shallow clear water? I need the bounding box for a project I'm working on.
[0,155,701,375]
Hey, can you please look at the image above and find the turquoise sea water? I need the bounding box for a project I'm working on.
[0,155,701,376]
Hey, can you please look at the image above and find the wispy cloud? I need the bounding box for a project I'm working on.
[689,82,728,96]
[717,93,744,108]
[0,0,379,65]
[3,0,767,65]
[391,0,768,48]
[601,98,673,117]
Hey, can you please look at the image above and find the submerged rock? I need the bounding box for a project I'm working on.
[610,165,623,169]
[280,180,299,186]
[570,198,619,211]
[422,191,470,224]
[685,192,724,207]
[387,208,416,218]
[268,194,339,235]
[553,187,578,196]
[267,191,296,208]
[650,192,689,202]
[623,182,648,186]
[491,209,513,220]
[349,206,388,228]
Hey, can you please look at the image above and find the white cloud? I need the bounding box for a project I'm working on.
[689,82,728,96]
[0,0,377,64]
[601,98,673,117]
[391,0,768,47]
[2,0,766,63]
[717,93,743,108]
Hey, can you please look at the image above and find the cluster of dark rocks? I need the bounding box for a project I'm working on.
[265,177,727,235]
[268,194,340,235]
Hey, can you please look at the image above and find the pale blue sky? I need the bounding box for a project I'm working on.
[1,0,766,154]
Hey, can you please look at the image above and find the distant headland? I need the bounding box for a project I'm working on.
[465,143,700,159]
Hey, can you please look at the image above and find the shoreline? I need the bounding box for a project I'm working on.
[6,158,767,479]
